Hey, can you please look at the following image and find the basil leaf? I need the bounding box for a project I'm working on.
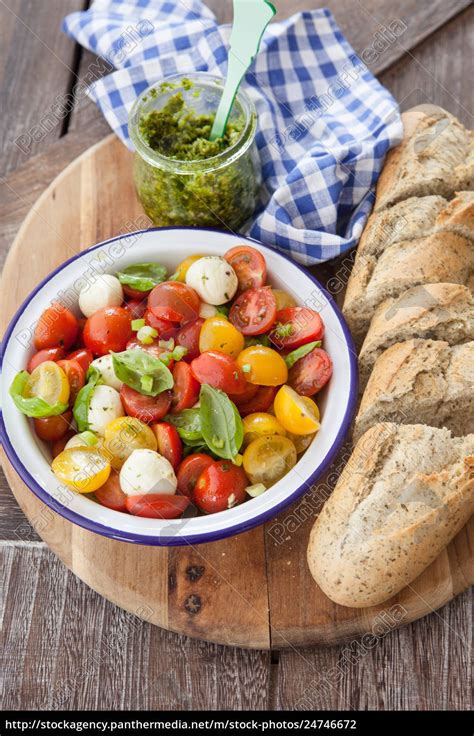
[244,334,270,348]
[116,263,167,292]
[112,349,173,396]
[199,384,243,462]
[9,371,68,418]
[73,367,103,432]
[284,341,321,370]
[164,409,202,442]
[216,305,229,318]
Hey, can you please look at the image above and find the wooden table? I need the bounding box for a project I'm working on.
[1,0,472,711]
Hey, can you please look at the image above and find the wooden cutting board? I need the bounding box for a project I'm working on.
[1,134,472,649]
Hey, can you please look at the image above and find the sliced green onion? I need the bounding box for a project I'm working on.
[137,326,158,345]
[246,483,266,498]
[159,338,175,350]
[131,318,145,331]
[242,364,251,374]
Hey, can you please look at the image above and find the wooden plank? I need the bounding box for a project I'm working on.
[0,0,86,176]
[273,589,472,710]
[67,49,112,133]
[206,0,472,74]
[1,544,271,710]
[379,5,474,127]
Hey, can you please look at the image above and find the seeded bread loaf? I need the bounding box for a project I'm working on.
[343,232,473,344]
[374,107,474,212]
[307,424,474,607]
[358,284,474,389]
[353,340,474,442]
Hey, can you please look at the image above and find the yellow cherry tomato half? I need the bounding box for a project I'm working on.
[285,430,316,454]
[274,385,320,435]
[172,254,206,282]
[272,289,297,311]
[237,346,288,386]
[103,416,157,470]
[52,447,111,493]
[24,360,70,406]
[199,315,245,358]
[243,435,297,487]
[242,412,286,447]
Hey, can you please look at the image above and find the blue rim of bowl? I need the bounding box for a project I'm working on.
[0,227,358,546]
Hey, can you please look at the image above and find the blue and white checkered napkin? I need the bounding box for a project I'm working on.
[63,0,402,265]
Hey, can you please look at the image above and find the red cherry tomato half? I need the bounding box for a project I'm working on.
[123,284,150,300]
[236,385,278,417]
[175,318,204,362]
[83,307,132,356]
[126,338,174,368]
[224,245,267,292]
[148,282,200,327]
[65,348,94,373]
[95,472,128,512]
[191,351,247,394]
[120,385,172,424]
[176,454,214,498]
[228,381,259,407]
[125,494,190,519]
[34,303,79,351]
[144,309,179,340]
[34,410,73,442]
[56,359,85,404]
[171,361,200,414]
[125,298,147,320]
[193,460,248,514]
[152,423,183,469]
[75,317,87,348]
[27,347,65,373]
[288,347,333,397]
[52,430,75,458]
[269,307,324,350]
[229,287,276,336]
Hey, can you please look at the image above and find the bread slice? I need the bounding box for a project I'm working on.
[358,284,474,389]
[343,232,473,344]
[374,107,474,212]
[307,423,474,607]
[354,340,474,441]
[357,195,446,260]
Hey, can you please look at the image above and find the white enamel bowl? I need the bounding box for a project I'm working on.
[0,228,357,545]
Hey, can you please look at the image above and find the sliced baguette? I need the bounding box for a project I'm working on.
[343,232,473,344]
[307,424,474,607]
[435,190,474,241]
[354,340,474,442]
[374,107,474,212]
[358,284,474,389]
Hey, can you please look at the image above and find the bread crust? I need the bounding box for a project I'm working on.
[307,424,474,607]
[358,284,474,389]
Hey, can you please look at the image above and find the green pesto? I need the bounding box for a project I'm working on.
[133,87,259,230]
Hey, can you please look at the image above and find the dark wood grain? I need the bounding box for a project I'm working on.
[379,5,474,127]
[273,590,472,710]
[1,544,271,710]
[0,0,86,177]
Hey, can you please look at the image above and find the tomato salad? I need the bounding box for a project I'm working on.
[9,246,333,519]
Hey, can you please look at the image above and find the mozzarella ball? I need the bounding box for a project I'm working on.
[87,385,124,436]
[90,354,123,391]
[78,274,123,318]
[185,256,238,305]
[119,449,177,496]
[199,302,218,319]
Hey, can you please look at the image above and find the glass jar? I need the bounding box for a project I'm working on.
[128,72,261,231]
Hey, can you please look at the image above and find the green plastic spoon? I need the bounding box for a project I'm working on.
[209,0,276,141]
